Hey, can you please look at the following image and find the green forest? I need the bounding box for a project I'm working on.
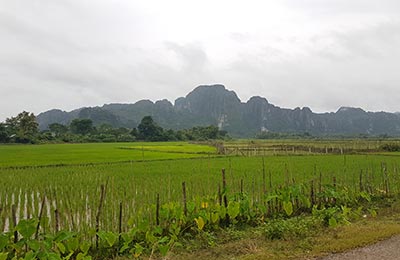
[0,112,228,144]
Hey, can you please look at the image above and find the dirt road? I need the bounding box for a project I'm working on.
[317,235,400,260]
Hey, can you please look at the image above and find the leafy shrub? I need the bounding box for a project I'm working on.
[264,216,322,240]
[311,205,354,227]
[381,143,400,152]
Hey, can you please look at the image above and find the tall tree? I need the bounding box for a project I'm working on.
[137,116,164,141]
[5,111,39,143]
[70,119,94,135]
[48,123,68,137]
[0,123,9,143]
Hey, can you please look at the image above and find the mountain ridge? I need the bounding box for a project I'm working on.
[37,84,400,137]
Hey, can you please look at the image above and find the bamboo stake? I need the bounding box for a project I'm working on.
[156,194,160,226]
[310,180,315,206]
[54,209,59,233]
[262,157,266,194]
[118,202,123,234]
[95,184,106,248]
[182,182,187,217]
[12,205,18,243]
[35,195,46,239]
[222,169,228,208]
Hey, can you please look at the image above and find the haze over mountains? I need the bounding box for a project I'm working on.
[37,85,400,137]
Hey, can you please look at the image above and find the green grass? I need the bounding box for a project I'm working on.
[0,142,216,167]
[167,212,400,260]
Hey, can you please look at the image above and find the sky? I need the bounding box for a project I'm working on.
[1,0,400,121]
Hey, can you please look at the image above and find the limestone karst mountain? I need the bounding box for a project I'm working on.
[37,84,400,137]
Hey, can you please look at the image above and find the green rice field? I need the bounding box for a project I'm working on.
[1,141,400,232]
[1,140,400,258]
[0,142,216,167]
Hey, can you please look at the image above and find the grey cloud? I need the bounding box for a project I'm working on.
[229,32,253,44]
[1,0,400,121]
[164,42,209,73]
[312,22,400,60]
[120,43,216,101]
[217,21,400,113]
[0,12,86,58]
[284,0,400,15]
[0,11,113,90]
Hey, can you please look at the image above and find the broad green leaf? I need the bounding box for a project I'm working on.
[97,231,118,248]
[46,252,62,260]
[211,212,219,223]
[0,253,8,260]
[194,217,205,231]
[80,241,91,255]
[23,251,36,260]
[121,233,133,244]
[0,234,8,251]
[27,239,40,251]
[16,219,37,239]
[227,201,240,219]
[218,206,226,218]
[66,237,79,253]
[187,202,195,214]
[43,235,54,250]
[119,243,130,253]
[105,232,118,247]
[283,201,293,216]
[56,242,66,254]
[145,231,157,245]
[76,252,85,260]
[54,231,75,243]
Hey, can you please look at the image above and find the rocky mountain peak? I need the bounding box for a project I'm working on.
[36,85,400,137]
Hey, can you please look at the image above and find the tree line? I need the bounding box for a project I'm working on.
[0,112,228,144]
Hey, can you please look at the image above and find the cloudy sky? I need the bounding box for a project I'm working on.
[1,0,400,121]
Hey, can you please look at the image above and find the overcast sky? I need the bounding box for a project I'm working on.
[1,0,400,121]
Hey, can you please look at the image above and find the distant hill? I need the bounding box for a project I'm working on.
[37,84,400,137]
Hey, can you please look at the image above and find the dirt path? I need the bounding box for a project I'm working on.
[317,235,400,260]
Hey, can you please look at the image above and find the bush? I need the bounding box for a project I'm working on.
[264,216,322,240]
[381,143,400,152]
